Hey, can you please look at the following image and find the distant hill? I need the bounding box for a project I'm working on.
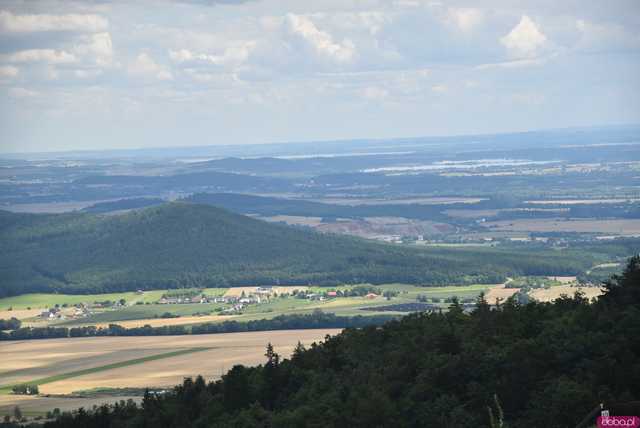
[184,192,455,221]
[74,171,291,192]
[82,198,164,213]
[0,203,631,297]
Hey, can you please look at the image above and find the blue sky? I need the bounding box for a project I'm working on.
[1,0,639,153]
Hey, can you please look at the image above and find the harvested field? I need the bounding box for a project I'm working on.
[0,394,142,417]
[0,308,42,321]
[530,285,604,302]
[91,314,237,329]
[483,218,640,235]
[0,329,338,415]
[485,284,520,304]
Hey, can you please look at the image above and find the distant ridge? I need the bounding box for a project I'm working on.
[0,203,605,297]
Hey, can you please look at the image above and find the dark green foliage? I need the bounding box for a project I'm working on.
[0,311,394,340]
[0,318,21,330]
[11,384,38,395]
[42,257,640,428]
[0,203,617,297]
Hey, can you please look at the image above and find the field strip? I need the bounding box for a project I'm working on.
[0,347,211,394]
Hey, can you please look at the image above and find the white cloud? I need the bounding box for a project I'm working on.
[0,10,108,33]
[286,13,356,63]
[128,53,173,81]
[0,65,19,78]
[500,15,547,58]
[8,87,38,98]
[447,8,483,32]
[169,41,256,67]
[475,57,547,70]
[330,11,390,36]
[74,32,114,66]
[2,49,77,64]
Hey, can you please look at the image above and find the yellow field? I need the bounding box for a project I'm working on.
[485,284,520,303]
[91,314,238,329]
[0,308,43,321]
[530,285,604,302]
[0,329,339,415]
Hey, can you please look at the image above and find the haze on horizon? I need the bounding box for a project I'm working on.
[1,0,639,153]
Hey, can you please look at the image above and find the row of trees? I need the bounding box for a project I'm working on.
[0,311,395,341]
[11,384,38,395]
[38,256,640,428]
[0,317,20,330]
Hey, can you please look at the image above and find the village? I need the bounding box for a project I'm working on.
[31,285,385,323]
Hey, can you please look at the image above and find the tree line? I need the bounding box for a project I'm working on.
[0,312,395,341]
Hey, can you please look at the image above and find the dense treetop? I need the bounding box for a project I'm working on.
[1,203,625,297]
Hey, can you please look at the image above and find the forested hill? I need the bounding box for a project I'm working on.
[0,203,632,297]
[41,257,640,428]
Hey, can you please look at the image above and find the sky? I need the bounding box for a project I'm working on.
[0,0,639,153]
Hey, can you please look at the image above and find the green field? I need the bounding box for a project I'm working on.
[1,284,495,328]
[0,288,228,311]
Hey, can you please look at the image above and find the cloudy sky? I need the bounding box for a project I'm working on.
[1,0,639,153]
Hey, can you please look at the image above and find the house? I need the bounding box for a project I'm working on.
[364,293,379,299]
[327,291,338,297]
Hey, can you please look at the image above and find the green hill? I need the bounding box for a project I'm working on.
[0,203,631,297]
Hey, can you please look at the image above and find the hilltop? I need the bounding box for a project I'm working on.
[0,203,628,297]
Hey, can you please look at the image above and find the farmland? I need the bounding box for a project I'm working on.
[0,329,339,416]
[0,283,492,329]
[0,279,610,331]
